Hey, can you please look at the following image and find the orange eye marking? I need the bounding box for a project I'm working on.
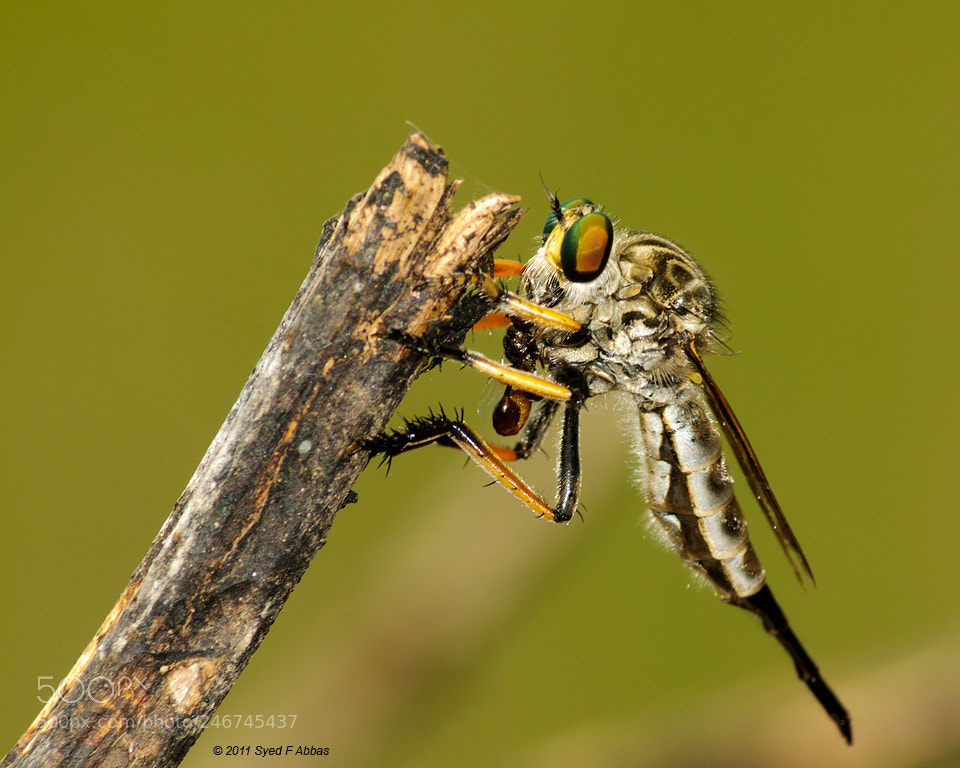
[578,226,610,273]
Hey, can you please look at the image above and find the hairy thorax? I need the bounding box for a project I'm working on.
[523,231,719,404]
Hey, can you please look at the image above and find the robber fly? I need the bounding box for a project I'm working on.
[368,194,852,743]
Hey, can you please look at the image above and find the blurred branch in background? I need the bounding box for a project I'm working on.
[0,134,522,768]
[515,629,960,768]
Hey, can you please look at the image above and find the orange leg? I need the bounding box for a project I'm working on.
[470,264,582,333]
[367,398,583,524]
[367,411,556,520]
[386,330,573,402]
[472,312,511,331]
[492,259,525,277]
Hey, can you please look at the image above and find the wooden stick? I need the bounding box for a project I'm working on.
[1,134,522,768]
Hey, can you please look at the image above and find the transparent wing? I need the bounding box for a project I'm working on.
[687,343,815,586]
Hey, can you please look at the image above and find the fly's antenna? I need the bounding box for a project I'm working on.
[539,172,564,222]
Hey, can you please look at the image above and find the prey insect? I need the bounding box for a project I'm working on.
[368,194,852,743]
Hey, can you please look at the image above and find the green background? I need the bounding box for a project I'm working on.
[2,3,958,767]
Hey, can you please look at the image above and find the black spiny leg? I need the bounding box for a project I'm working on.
[731,586,853,744]
[367,330,585,522]
[366,410,556,521]
[366,398,585,524]
[511,399,560,460]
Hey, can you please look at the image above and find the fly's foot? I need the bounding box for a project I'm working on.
[363,408,466,470]
[381,329,449,361]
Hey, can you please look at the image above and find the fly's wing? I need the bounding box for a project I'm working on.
[686,343,815,586]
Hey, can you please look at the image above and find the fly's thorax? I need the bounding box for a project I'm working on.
[614,232,716,339]
[520,224,722,403]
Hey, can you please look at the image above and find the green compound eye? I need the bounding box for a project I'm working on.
[560,211,613,282]
[542,197,595,242]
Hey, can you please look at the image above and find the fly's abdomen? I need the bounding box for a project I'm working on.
[638,394,765,600]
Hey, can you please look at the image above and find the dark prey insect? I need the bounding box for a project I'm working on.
[367,194,852,743]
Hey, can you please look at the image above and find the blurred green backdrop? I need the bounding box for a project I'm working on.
[2,3,958,767]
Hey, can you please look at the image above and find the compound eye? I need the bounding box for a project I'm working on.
[542,197,595,242]
[560,211,613,282]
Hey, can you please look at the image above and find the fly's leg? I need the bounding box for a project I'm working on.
[383,329,572,402]
[367,409,556,520]
[553,398,583,521]
[470,263,582,333]
[428,258,585,438]
[491,259,525,277]
[489,396,584,521]
[438,259,580,333]
[367,398,583,523]
[497,398,559,460]
[369,259,587,521]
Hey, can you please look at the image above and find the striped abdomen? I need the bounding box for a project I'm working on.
[638,388,765,600]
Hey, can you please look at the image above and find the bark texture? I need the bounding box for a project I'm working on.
[2,134,522,767]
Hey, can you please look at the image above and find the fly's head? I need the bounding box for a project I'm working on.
[541,196,613,283]
[522,196,618,309]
